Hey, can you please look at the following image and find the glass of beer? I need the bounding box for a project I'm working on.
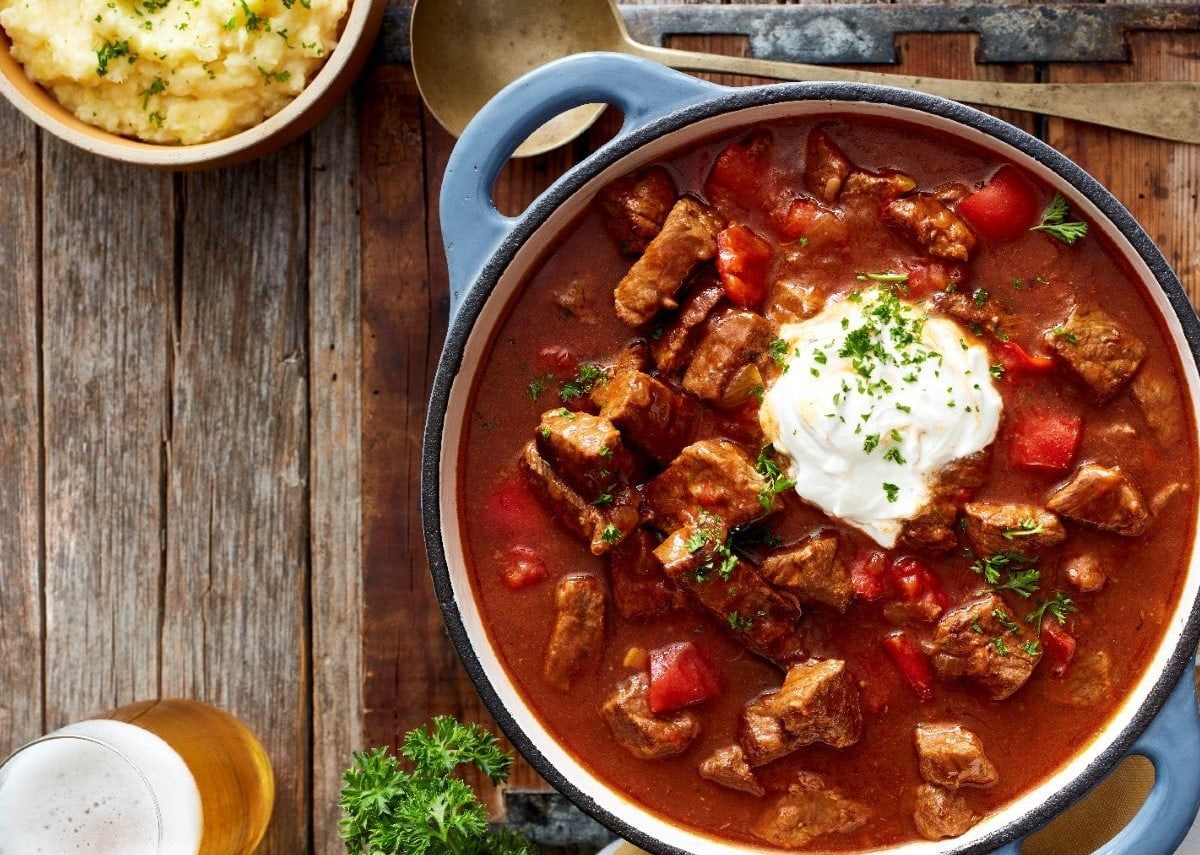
[0,699,274,855]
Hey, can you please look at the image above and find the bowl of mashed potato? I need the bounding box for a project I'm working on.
[0,0,384,168]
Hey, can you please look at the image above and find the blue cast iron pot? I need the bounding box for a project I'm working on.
[422,52,1200,855]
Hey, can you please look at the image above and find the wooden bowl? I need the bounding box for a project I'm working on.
[0,0,386,170]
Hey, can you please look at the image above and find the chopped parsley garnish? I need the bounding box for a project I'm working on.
[992,608,1021,636]
[754,446,796,512]
[895,403,911,413]
[856,271,909,284]
[1031,193,1089,245]
[991,637,1011,657]
[1023,640,1041,656]
[882,482,900,503]
[527,373,554,401]
[1002,518,1045,540]
[862,433,880,454]
[600,524,622,545]
[883,447,906,464]
[970,618,985,635]
[813,349,828,365]
[138,76,167,109]
[1050,326,1079,345]
[989,363,1005,380]
[973,288,990,307]
[727,611,753,632]
[970,551,1040,597]
[96,39,133,76]
[1028,591,1076,626]
[768,337,789,369]
[591,491,614,507]
[560,364,607,402]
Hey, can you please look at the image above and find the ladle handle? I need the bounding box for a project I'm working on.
[627,43,1200,145]
[440,53,717,314]
[991,670,1200,855]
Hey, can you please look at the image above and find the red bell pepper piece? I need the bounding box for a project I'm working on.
[1011,408,1083,472]
[772,196,848,246]
[850,550,891,602]
[882,633,936,702]
[1041,618,1077,676]
[648,642,721,713]
[889,556,951,612]
[957,166,1042,243]
[994,340,1055,375]
[485,475,543,534]
[499,546,548,590]
[705,134,772,211]
[716,224,773,308]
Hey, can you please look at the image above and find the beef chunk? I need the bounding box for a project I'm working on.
[1063,553,1106,593]
[699,745,764,796]
[913,784,975,841]
[598,167,677,254]
[544,575,606,690]
[1046,463,1150,536]
[899,451,990,555]
[535,409,622,497]
[682,308,775,404]
[915,723,998,790]
[766,278,825,326]
[613,197,723,327]
[884,194,976,261]
[646,439,769,532]
[962,502,1066,556]
[592,369,698,465]
[740,660,863,766]
[1048,303,1146,402]
[760,535,852,612]
[842,169,918,201]
[805,129,853,202]
[607,529,687,620]
[650,278,724,375]
[1131,369,1183,443]
[1050,650,1114,707]
[601,673,700,760]
[929,289,1001,330]
[655,524,804,664]
[520,442,638,555]
[752,772,870,849]
[929,594,1041,700]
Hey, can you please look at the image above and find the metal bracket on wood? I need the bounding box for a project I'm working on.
[380,3,1200,66]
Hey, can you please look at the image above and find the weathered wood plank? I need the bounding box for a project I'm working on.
[163,144,310,853]
[0,103,43,755]
[40,139,173,728]
[310,97,364,854]
[1046,32,1200,303]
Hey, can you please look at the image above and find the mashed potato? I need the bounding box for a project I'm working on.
[0,0,348,144]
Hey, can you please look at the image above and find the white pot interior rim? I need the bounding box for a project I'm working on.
[426,91,1200,855]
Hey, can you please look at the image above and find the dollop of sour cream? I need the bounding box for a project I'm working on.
[760,288,1002,547]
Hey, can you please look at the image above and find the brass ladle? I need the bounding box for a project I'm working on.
[410,0,1199,157]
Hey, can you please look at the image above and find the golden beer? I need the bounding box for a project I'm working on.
[0,699,273,855]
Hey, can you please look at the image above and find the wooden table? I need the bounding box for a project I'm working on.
[0,2,1196,853]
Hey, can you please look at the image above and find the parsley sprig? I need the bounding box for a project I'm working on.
[560,363,608,402]
[970,551,1041,598]
[1028,591,1076,626]
[754,446,796,513]
[1031,194,1088,245]
[340,717,532,855]
[1001,518,1045,541]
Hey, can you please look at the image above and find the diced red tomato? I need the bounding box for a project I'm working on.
[648,642,721,713]
[484,475,544,535]
[994,340,1056,375]
[889,556,951,613]
[1041,618,1077,676]
[957,166,1042,243]
[881,633,936,702]
[499,546,548,590]
[705,134,772,210]
[851,550,891,602]
[716,224,773,308]
[1011,408,1083,472]
[535,344,577,378]
[772,196,848,245]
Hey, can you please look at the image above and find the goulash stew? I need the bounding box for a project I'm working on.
[458,119,1196,850]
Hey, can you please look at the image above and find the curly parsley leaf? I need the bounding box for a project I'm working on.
[340,717,532,855]
[1028,591,1077,626]
[1031,193,1088,245]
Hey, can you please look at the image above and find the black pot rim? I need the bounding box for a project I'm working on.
[422,80,1200,855]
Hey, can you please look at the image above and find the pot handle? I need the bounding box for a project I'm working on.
[440,52,719,318]
[992,670,1200,855]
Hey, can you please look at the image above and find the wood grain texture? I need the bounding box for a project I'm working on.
[40,139,173,728]
[163,145,311,853]
[1046,32,1200,302]
[310,97,364,854]
[0,102,43,756]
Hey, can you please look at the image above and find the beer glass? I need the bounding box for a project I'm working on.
[0,699,274,855]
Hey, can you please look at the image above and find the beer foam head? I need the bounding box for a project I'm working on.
[0,720,202,855]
